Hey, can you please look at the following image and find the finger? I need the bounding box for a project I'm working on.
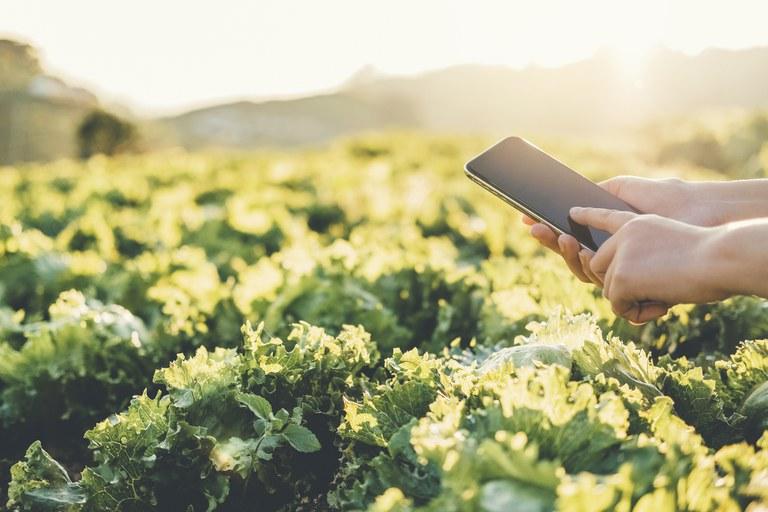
[558,234,591,283]
[602,262,614,300]
[578,249,603,286]
[522,215,536,226]
[625,302,669,325]
[607,287,667,325]
[597,176,628,197]
[602,264,635,320]
[569,207,637,234]
[590,235,619,277]
[530,224,561,253]
[612,297,640,323]
[579,249,600,284]
[633,301,669,324]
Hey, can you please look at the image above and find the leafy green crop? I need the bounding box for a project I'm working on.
[0,290,152,496]
[3,133,768,511]
[8,321,377,511]
[334,312,768,511]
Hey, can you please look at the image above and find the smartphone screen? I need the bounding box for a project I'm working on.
[465,136,638,251]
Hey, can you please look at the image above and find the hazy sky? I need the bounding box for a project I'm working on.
[3,0,768,115]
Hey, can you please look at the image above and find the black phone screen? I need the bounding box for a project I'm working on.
[465,137,638,251]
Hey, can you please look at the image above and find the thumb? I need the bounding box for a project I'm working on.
[569,207,637,234]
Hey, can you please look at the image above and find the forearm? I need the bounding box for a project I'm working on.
[703,218,768,298]
[693,179,768,223]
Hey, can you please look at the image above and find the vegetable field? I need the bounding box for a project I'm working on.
[2,133,768,511]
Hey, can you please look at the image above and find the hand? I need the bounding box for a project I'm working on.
[523,176,724,286]
[585,176,728,227]
[568,207,727,323]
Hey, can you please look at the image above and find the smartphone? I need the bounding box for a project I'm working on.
[464,136,639,251]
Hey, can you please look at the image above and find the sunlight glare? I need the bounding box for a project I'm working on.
[2,0,767,113]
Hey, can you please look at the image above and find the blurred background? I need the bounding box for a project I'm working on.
[2,0,768,177]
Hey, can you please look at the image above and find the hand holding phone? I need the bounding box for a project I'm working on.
[465,136,668,324]
[464,136,639,251]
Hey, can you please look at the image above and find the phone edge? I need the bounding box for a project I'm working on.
[463,162,594,252]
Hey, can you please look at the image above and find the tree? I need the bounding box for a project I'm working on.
[76,110,138,158]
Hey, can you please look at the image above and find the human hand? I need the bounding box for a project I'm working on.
[523,176,724,286]
[585,176,727,227]
[568,207,727,323]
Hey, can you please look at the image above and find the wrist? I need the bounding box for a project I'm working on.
[690,180,768,224]
[700,223,759,299]
[686,182,768,226]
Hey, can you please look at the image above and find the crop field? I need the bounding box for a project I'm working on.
[2,133,768,511]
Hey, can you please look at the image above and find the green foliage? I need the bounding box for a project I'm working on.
[651,111,768,178]
[620,297,768,358]
[8,322,377,510]
[332,312,768,512]
[0,290,152,496]
[3,134,768,511]
[7,442,85,511]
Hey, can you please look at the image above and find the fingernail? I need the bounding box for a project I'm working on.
[570,207,582,216]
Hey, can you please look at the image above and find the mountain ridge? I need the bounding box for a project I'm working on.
[161,45,768,150]
[3,39,768,163]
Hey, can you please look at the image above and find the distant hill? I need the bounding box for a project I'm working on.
[0,39,99,165]
[162,93,418,149]
[3,39,768,163]
[162,46,768,150]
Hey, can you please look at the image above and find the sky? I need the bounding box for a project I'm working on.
[3,0,768,115]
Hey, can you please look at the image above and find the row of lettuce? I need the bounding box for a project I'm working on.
[8,311,768,511]
[2,134,768,510]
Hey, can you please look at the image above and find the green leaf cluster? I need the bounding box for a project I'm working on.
[8,321,377,510]
[3,134,768,511]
